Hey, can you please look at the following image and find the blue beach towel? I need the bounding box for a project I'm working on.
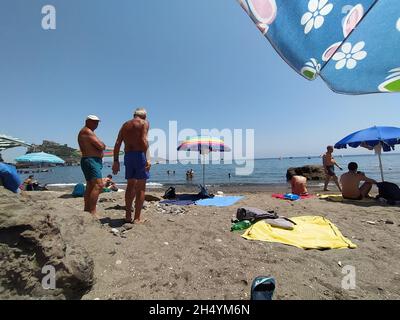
[195,196,244,207]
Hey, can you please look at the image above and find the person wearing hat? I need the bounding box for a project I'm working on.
[78,115,106,218]
[112,108,151,224]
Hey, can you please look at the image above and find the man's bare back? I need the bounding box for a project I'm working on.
[291,175,308,195]
[112,108,150,224]
[119,118,149,152]
[78,127,105,158]
[340,172,364,198]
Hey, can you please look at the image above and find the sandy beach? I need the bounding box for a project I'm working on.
[1,185,399,300]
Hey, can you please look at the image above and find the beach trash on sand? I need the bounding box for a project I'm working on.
[250,276,275,300]
[231,220,252,231]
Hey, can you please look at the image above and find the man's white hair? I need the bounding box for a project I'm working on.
[134,107,147,118]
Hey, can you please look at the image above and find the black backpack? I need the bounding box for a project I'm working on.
[377,182,400,202]
[163,186,176,199]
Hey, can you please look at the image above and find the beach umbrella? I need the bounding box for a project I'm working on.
[236,0,400,94]
[15,152,65,165]
[334,126,400,181]
[77,148,124,158]
[177,136,231,188]
[103,148,124,158]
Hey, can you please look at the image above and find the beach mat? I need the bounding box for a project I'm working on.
[195,196,244,207]
[159,199,196,206]
[317,194,376,204]
[272,193,314,201]
[159,193,204,206]
[242,216,356,250]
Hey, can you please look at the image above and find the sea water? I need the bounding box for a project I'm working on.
[17,153,400,188]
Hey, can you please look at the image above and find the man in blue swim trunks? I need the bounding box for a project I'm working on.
[112,108,151,224]
[78,115,106,218]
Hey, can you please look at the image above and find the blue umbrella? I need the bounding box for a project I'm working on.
[334,126,400,181]
[15,152,65,165]
[237,0,400,94]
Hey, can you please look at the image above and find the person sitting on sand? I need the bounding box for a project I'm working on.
[340,162,377,200]
[112,108,151,224]
[24,175,38,191]
[103,174,118,192]
[287,172,308,196]
[322,145,342,192]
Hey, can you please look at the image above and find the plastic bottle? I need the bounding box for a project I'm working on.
[231,220,252,231]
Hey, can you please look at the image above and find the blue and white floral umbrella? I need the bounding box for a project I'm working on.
[237,0,400,94]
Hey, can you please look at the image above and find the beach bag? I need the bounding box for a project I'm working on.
[72,183,85,197]
[283,193,300,201]
[377,182,400,202]
[237,207,278,222]
[237,207,296,230]
[198,185,213,199]
[250,276,275,300]
[163,186,176,199]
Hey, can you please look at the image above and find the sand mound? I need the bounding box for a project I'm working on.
[0,188,94,299]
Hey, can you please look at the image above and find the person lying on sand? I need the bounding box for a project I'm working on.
[340,162,377,200]
[112,108,151,224]
[287,172,308,196]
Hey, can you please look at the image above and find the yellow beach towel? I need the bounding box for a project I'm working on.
[317,194,343,202]
[317,194,376,204]
[242,216,356,250]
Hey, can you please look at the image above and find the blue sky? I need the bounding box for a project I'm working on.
[1,0,399,162]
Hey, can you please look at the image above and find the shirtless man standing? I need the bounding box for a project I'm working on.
[340,162,377,200]
[77,115,106,218]
[322,145,343,191]
[112,108,151,224]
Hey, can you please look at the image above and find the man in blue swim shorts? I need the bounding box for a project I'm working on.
[112,108,151,224]
[78,115,106,218]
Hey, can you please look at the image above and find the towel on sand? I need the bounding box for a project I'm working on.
[272,193,314,200]
[159,193,205,206]
[318,194,376,203]
[242,216,356,250]
[195,196,243,207]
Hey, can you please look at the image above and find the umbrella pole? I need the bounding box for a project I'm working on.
[202,154,205,187]
[378,153,384,182]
